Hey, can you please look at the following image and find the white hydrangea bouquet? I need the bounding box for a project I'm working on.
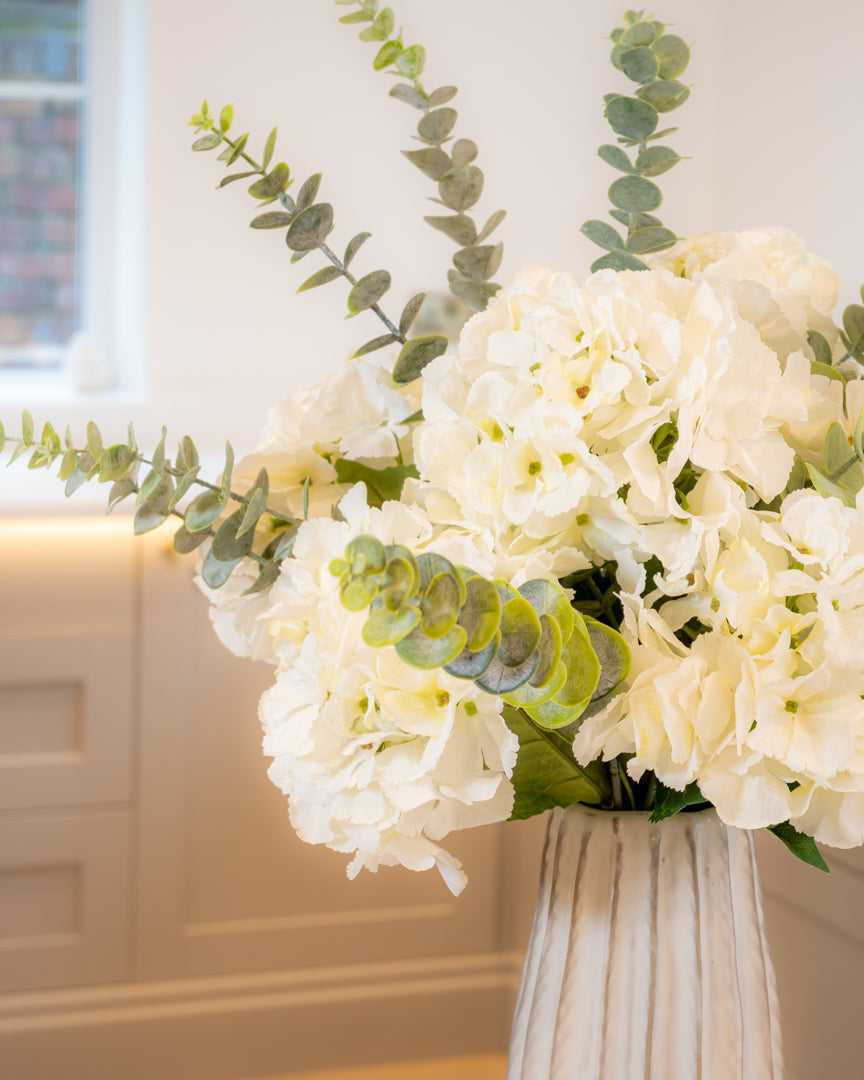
[7,5,864,895]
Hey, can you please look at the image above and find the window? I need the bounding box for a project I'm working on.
[0,0,144,392]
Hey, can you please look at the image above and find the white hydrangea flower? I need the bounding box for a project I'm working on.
[257,485,519,895]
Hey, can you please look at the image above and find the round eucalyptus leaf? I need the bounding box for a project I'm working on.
[451,138,478,166]
[362,604,421,648]
[402,147,451,180]
[634,145,682,177]
[346,534,387,575]
[652,34,690,79]
[610,43,628,71]
[605,96,659,142]
[173,524,210,555]
[285,203,334,251]
[620,46,659,84]
[457,575,502,652]
[201,549,240,590]
[498,596,542,668]
[443,633,500,680]
[584,616,631,699]
[580,219,625,252]
[438,165,484,211]
[524,695,589,731]
[517,579,575,643]
[248,162,289,199]
[212,509,254,562]
[627,225,677,253]
[448,278,499,312]
[185,489,224,532]
[373,40,403,71]
[347,269,392,313]
[396,624,466,669]
[609,175,662,213]
[424,214,478,246]
[474,650,539,695]
[393,335,448,384]
[421,572,462,638]
[636,79,690,113]
[621,21,659,46]
[250,211,294,230]
[807,330,833,368]
[341,576,378,612]
[453,243,503,282]
[417,107,457,145]
[555,615,601,707]
[530,614,563,689]
[502,660,566,708]
[597,144,634,173]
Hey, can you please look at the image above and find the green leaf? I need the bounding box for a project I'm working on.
[396,623,466,668]
[555,615,601,708]
[212,509,255,561]
[518,580,575,643]
[475,209,506,244]
[428,85,458,107]
[650,780,708,822]
[373,39,403,70]
[767,822,829,873]
[451,139,478,166]
[457,575,502,651]
[347,269,391,313]
[627,225,677,253]
[807,329,833,367]
[475,650,539,695]
[583,616,630,698]
[810,360,845,385]
[185,489,225,532]
[0,419,5,454]
[298,265,344,293]
[842,304,864,357]
[805,463,856,507]
[581,219,625,252]
[448,278,499,312]
[503,660,567,708]
[134,502,168,535]
[85,420,102,456]
[286,203,334,251]
[250,211,294,229]
[621,21,659,46]
[402,147,452,180]
[225,134,248,166]
[854,408,864,461]
[620,45,659,83]
[417,108,457,144]
[296,173,322,211]
[217,170,259,189]
[242,561,282,596]
[393,334,448,384]
[453,243,503,281]
[334,459,419,506]
[389,82,427,109]
[504,705,610,820]
[399,293,427,337]
[167,467,201,510]
[201,548,240,589]
[605,96,659,141]
[262,126,277,169]
[395,44,425,79]
[221,441,234,502]
[344,231,372,267]
[339,8,374,23]
[444,634,499,680]
[363,604,422,647]
[591,250,649,273]
[636,79,690,112]
[248,162,290,199]
[352,333,399,357]
[609,175,662,213]
[360,6,394,40]
[497,597,542,667]
[218,104,233,132]
[652,34,690,80]
[99,444,135,483]
[824,421,853,475]
[438,165,484,212]
[634,145,682,177]
[529,614,563,688]
[236,487,267,539]
[192,132,222,151]
[421,572,462,638]
[173,524,211,554]
[106,477,137,512]
[424,214,478,246]
[597,144,634,173]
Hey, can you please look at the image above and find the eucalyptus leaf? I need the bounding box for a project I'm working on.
[581,219,625,252]
[451,139,478,166]
[605,96,659,141]
[443,634,499,680]
[620,45,659,83]
[373,40,403,70]
[286,203,334,251]
[805,463,856,507]
[421,572,462,638]
[418,108,457,144]
[824,422,856,477]
[399,293,427,337]
[627,225,677,253]
[201,548,240,590]
[389,82,427,109]
[637,79,690,113]
[250,211,294,229]
[393,334,448,384]
[347,269,392,312]
[173,524,211,554]
[428,85,458,107]
[134,503,168,535]
[363,604,422,647]
[475,651,540,695]
[236,487,267,538]
[225,134,248,166]
[583,616,630,698]
[98,444,135,483]
[185,489,225,532]
[192,132,222,151]
[396,623,466,668]
[453,243,503,281]
[218,170,259,189]
[296,173,322,211]
[457,575,502,651]
[497,597,542,667]
[242,561,282,596]
[424,214,478,246]
[248,162,290,199]
[621,21,659,46]
[403,147,452,180]
[438,165,484,211]
[807,329,834,367]
[448,278,499,311]
[395,44,426,79]
[609,175,662,213]
[344,231,372,267]
[842,304,864,356]
[351,333,399,357]
[212,509,255,561]
[597,144,635,173]
[652,34,690,80]
[503,660,566,708]
[591,250,649,273]
[298,265,344,293]
[475,209,506,244]
[107,477,138,512]
[634,145,682,176]
[555,616,601,707]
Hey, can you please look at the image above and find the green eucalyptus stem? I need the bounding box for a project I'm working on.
[609,757,624,810]
[218,131,406,344]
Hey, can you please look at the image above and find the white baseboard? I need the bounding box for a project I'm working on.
[0,951,524,1080]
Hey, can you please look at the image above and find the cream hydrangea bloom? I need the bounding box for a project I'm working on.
[574,490,864,846]
[257,485,519,895]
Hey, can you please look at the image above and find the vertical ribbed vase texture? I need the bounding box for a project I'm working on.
[507,804,783,1080]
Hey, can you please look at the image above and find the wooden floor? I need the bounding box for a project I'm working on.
[250,1054,508,1080]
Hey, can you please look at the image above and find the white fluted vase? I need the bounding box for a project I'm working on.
[507,804,783,1080]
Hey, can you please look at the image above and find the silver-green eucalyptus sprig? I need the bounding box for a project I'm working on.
[189,101,446,385]
[0,413,299,594]
[329,534,631,729]
[335,0,507,315]
[581,9,691,272]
